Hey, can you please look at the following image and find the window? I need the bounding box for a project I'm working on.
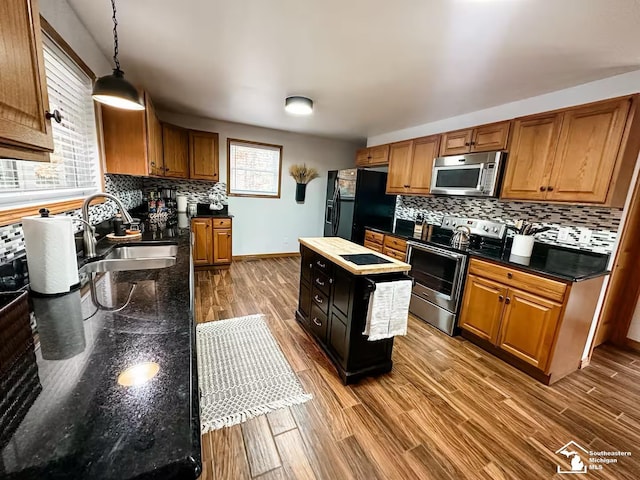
[227,139,282,198]
[0,32,101,208]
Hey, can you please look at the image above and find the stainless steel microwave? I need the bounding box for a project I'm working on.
[430,151,505,197]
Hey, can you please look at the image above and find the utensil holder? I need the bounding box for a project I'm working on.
[511,234,534,257]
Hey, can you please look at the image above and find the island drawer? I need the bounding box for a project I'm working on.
[312,287,329,314]
[314,256,332,274]
[468,258,567,302]
[313,270,331,296]
[310,303,328,341]
[364,230,384,245]
[384,235,407,252]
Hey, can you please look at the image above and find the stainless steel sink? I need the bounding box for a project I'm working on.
[80,244,178,273]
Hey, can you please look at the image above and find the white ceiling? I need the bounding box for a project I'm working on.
[67,0,640,141]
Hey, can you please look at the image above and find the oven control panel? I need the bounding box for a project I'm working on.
[440,216,506,240]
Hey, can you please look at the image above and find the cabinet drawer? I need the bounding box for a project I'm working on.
[314,256,332,274]
[383,235,407,252]
[313,270,331,296]
[383,247,406,262]
[364,240,384,253]
[310,304,328,341]
[212,217,231,228]
[311,287,329,314]
[468,258,566,302]
[364,229,384,245]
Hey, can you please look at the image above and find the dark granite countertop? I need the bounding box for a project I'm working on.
[193,204,233,218]
[1,224,201,479]
[366,224,610,282]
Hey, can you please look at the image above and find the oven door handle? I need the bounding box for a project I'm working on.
[407,241,466,261]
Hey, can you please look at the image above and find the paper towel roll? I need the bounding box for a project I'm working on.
[22,214,79,295]
[176,195,187,212]
[177,212,189,229]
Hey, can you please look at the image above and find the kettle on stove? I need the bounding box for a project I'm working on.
[450,225,471,250]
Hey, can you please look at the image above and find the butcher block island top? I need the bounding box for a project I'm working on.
[299,237,411,275]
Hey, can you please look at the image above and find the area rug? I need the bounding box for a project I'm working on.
[197,314,312,432]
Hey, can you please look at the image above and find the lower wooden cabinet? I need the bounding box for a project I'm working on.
[191,217,233,266]
[459,258,604,384]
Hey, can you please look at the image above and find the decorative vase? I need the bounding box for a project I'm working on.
[295,183,307,202]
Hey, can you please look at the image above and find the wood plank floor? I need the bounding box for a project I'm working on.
[196,257,640,479]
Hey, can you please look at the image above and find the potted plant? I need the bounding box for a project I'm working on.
[289,164,319,202]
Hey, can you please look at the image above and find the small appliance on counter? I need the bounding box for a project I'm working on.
[407,216,507,335]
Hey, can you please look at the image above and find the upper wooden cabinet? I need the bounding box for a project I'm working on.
[355,145,390,167]
[102,92,163,176]
[189,130,219,181]
[386,135,439,195]
[501,113,563,201]
[502,97,636,206]
[0,0,54,160]
[162,123,189,178]
[440,121,510,156]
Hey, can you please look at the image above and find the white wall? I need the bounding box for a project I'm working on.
[40,0,111,76]
[159,112,360,256]
[628,299,640,342]
[368,69,640,146]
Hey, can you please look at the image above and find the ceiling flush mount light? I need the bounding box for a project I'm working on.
[285,96,313,115]
[92,0,144,110]
[117,362,160,387]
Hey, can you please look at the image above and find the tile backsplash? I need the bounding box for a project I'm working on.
[0,174,227,266]
[396,196,623,254]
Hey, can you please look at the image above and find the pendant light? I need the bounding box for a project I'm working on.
[92,0,145,110]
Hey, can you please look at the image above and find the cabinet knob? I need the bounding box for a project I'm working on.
[505,297,511,305]
[539,186,546,191]
[45,109,62,124]
[309,263,313,268]
[470,141,476,146]
[498,295,504,302]
[507,272,513,279]
[227,233,231,237]
[404,184,410,188]
[547,186,554,191]
[464,142,470,146]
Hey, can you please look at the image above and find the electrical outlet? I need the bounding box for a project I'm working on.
[578,228,592,245]
[557,227,571,243]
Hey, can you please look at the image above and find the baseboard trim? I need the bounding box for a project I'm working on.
[625,338,640,353]
[232,252,301,261]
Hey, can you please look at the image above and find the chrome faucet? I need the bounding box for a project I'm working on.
[82,193,134,258]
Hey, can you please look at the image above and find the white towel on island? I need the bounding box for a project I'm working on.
[364,279,412,341]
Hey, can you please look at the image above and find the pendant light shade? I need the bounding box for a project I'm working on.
[93,69,144,110]
[92,0,144,110]
[285,96,313,115]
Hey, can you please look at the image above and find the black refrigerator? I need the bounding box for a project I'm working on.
[324,169,397,244]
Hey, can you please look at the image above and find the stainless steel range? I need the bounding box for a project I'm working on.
[407,216,506,335]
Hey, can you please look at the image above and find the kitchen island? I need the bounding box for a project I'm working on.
[0,224,201,479]
[296,237,411,384]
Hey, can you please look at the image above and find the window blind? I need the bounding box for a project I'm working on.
[0,33,101,206]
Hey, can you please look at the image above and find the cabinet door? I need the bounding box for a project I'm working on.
[298,281,311,321]
[145,94,164,176]
[369,144,390,166]
[440,129,472,156]
[300,246,314,283]
[213,227,232,264]
[497,288,562,371]
[501,114,563,201]
[162,123,189,178]
[189,130,219,180]
[0,0,54,156]
[471,121,511,152]
[102,106,149,176]
[547,99,630,203]
[386,140,413,194]
[459,275,507,344]
[191,218,212,266]
[329,311,348,365]
[355,147,370,166]
[406,135,439,195]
